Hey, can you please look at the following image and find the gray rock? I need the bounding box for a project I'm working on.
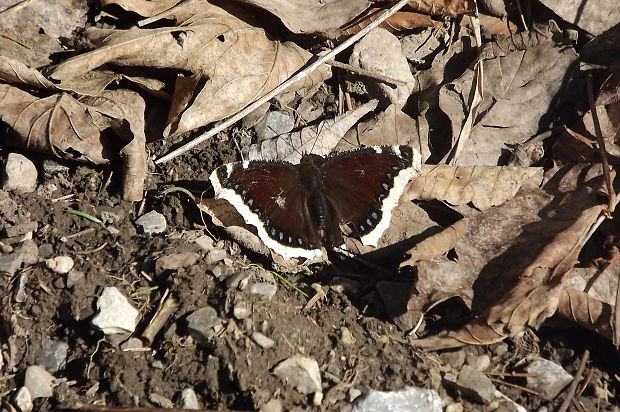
[120,337,144,351]
[211,264,233,279]
[97,205,125,223]
[149,393,174,408]
[440,350,466,369]
[226,271,252,289]
[135,211,167,234]
[91,287,140,335]
[249,282,277,300]
[233,302,251,319]
[45,256,74,274]
[273,355,322,395]
[186,306,222,345]
[456,365,497,403]
[66,270,85,288]
[42,159,70,174]
[105,225,120,235]
[0,252,23,276]
[194,235,214,251]
[251,332,275,349]
[350,387,443,412]
[36,339,69,373]
[156,252,199,271]
[18,239,39,265]
[254,110,295,141]
[492,342,509,356]
[23,365,55,399]
[466,354,491,371]
[14,387,33,412]
[179,387,200,409]
[38,243,54,259]
[205,249,227,264]
[3,221,37,238]
[13,273,28,302]
[2,153,38,192]
[524,359,573,400]
[349,28,415,108]
[259,399,282,412]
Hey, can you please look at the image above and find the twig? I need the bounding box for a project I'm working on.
[141,291,179,344]
[67,242,108,255]
[576,368,594,396]
[586,73,616,215]
[327,59,407,87]
[489,377,542,396]
[485,371,541,378]
[154,0,411,164]
[61,227,97,242]
[557,349,589,412]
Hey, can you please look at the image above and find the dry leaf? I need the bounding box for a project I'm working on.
[100,0,182,17]
[49,1,331,137]
[0,85,147,201]
[538,0,620,35]
[234,0,370,34]
[0,57,56,89]
[404,0,474,17]
[243,100,378,163]
[414,21,578,166]
[406,168,608,349]
[476,13,518,36]
[406,164,544,210]
[342,8,441,35]
[336,104,431,162]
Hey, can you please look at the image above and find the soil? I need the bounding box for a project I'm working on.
[1,134,619,411]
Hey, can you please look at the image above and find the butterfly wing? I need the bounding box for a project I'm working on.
[320,146,417,246]
[210,161,322,259]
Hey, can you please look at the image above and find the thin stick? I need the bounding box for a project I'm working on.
[488,377,542,396]
[586,74,616,214]
[327,59,408,87]
[557,349,589,412]
[141,292,179,344]
[154,0,411,164]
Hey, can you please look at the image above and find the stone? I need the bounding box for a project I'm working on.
[249,282,277,300]
[23,365,55,399]
[0,252,23,276]
[205,249,227,264]
[149,393,174,408]
[13,387,33,412]
[401,28,444,65]
[439,350,466,369]
[13,273,28,302]
[524,359,573,400]
[259,399,282,412]
[349,388,362,402]
[42,159,70,174]
[466,354,491,371]
[120,337,144,351]
[233,302,251,319]
[254,110,295,141]
[492,342,509,356]
[18,240,39,265]
[226,271,252,289]
[273,355,322,395]
[156,252,199,272]
[3,221,37,238]
[251,332,275,349]
[45,256,74,274]
[456,365,497,403]
[340,327,356,345]
[91,287,140,335]
[135,211,167,234]
[66,270,85,288]
[36,339,69,373]
[350,387,443,412]
[179,387,200,409]
[38,243,54,259]
[2,153,38,192]
[349,29,415,108]
[186,306,222,345]
[97,205,125,223]
[445,403,464,412]
[194,235,214,251]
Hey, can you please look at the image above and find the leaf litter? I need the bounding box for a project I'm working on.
[0,0,619,410]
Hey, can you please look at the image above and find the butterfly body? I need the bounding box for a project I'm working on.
[210,145,420,259]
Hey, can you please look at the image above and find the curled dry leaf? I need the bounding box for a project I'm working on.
[242,100,378,163]
[100,0,183,17]
[342,8,441,35]
[404,0,474,17]
[49,0,331,137]
[406,168,608,349]
[414,21,578,166]
[234,0,370,34]
[0,85,147,201]
[405,165,544,210]
[0,57,56,89]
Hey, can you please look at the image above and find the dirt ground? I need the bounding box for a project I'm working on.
[0,128,618,411]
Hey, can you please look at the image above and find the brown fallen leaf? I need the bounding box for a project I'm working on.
[405,166,609,349]
[234,0,370,34]
[342,8,441,35]
[374,0,474,18]
[242,100,378,163]
[49,0,331,137]
[475,12,518,36]
[405,164,544,210]
[100,0,182,17]
[0,85,147,201]
[0,57,56,89]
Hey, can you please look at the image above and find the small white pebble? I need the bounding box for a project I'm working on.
[45,256,74,274]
